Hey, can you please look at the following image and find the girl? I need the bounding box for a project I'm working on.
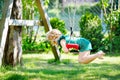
[46,29,105,64]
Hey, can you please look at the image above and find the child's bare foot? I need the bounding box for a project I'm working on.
[97,50,105,59]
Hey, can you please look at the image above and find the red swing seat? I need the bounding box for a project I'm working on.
[66,43,79,50]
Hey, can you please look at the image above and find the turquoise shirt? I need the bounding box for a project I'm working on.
[57,35,92,52]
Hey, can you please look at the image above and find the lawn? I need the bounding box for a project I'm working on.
[0,52,120,80]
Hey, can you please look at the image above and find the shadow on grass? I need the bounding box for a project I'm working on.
[1,56,120,80]
[47,59,74,65]
[18,64,86,80]
[3,74,28,80]
[102,74,120,80]
[14,59,120,80]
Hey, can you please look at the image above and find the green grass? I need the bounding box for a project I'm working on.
[0,53,120,80]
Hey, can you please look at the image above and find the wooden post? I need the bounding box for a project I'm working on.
[9,19,43,26]
[35,0,52,32]
[35,0,61,61]
[0,0,13,66]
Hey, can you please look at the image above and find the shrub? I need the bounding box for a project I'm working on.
[22,37,51,53]
[112,36,120,52]
[103,11,120,52]
[22,17,66,52]
[50,17,67,34]
[79,13,104,52]
[105,11,120,36]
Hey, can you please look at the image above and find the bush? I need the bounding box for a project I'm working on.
[105,11,120,36]
[22,38,51,53]
[50,17,67,34]
[22,17,66,52]
[102,36,120,53]
[79,13,104,52]
[103,11,120,52]
[112,36,120,52]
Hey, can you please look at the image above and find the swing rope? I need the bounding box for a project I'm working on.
[66,1,79,52]
[68,0,77,38]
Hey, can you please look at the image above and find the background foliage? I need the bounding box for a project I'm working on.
[79,13,104,52]
[0,0,4,19]
[103,11,120,52]
[21,0,120,53]
[50,17,67,34]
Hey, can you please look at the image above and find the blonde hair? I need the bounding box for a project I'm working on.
[46,29,62,46]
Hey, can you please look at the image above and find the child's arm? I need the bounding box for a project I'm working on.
[60,39,69,53]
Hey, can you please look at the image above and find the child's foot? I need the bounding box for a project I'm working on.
[97,50,105,59]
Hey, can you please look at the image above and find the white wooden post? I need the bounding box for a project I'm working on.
[0,0,13,66]
[9,19,43,26]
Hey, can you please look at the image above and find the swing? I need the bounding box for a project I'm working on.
[66,27,80,52]
[66,43,79,50]
[65,1,79,52]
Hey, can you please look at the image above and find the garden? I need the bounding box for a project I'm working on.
[0,0,120,80]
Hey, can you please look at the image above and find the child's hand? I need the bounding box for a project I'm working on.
[60,39,69,53]
[62,48,69,53]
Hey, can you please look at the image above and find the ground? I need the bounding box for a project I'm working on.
[0,52,120,80]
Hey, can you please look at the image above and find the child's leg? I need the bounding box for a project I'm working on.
[78,50,105,64]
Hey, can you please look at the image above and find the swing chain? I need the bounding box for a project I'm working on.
[70,27,73,36]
